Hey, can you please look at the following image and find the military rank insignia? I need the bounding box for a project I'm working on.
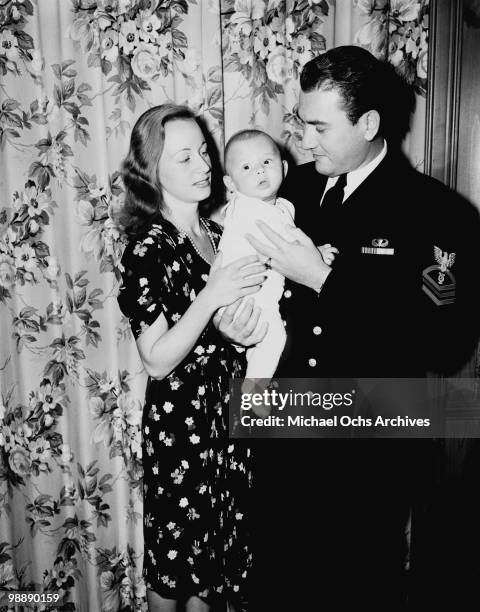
[422,246,456,305]
[361,238,394,255]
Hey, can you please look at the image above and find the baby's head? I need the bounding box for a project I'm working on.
[224,130,288,203]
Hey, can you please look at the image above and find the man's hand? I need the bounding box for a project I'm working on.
[246,221,332,292]
[213,298,268,347]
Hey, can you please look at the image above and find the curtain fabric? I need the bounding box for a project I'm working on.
[0,1,428,610]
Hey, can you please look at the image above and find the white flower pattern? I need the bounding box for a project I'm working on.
[117,218,251,606]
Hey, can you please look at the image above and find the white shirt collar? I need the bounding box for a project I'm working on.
[321,140,388,204]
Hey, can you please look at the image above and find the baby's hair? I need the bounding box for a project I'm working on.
[224,129,281,174]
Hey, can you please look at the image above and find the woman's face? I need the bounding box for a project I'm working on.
[157,119,212,205]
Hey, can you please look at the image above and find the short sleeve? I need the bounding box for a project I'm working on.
[117,231,170,340]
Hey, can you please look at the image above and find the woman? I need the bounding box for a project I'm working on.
[116,105,266,612]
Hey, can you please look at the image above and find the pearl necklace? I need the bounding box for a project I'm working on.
[172,217,217,265]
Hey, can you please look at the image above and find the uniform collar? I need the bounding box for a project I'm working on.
[322,140,388,203]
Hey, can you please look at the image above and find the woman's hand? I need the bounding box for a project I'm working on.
[202,253,267,310]
[213,298,269,347]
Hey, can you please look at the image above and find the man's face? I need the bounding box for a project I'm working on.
[298,87,373,177]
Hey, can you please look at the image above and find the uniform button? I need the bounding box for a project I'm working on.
[308,358,317,367]
[313,326,322,335]
[283,289,292,298]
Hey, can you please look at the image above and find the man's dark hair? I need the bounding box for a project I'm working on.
[300,45,388,125]
[300,45,414,143]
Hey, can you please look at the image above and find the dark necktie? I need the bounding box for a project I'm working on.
[321,173,347,216]
[318,173,347,243]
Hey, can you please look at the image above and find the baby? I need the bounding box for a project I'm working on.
[217,129,336,390]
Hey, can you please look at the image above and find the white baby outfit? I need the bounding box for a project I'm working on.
[217,193,295,380]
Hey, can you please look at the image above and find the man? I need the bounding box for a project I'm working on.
[247,46,479,380]
[217,46,480,609]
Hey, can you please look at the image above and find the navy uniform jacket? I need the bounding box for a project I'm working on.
[277,151,480,378]
[249,151,480,610]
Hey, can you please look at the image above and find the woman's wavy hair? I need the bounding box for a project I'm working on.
[117,104,218,239]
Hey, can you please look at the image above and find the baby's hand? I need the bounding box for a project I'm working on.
[318,243,339,266]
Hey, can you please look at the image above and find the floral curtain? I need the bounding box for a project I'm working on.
[221,0,429,166]
[0,1,428,610]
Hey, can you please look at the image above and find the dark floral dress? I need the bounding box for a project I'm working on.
[117,217,252,608]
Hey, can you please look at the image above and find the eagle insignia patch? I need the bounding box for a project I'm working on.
[422,246,456,306]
